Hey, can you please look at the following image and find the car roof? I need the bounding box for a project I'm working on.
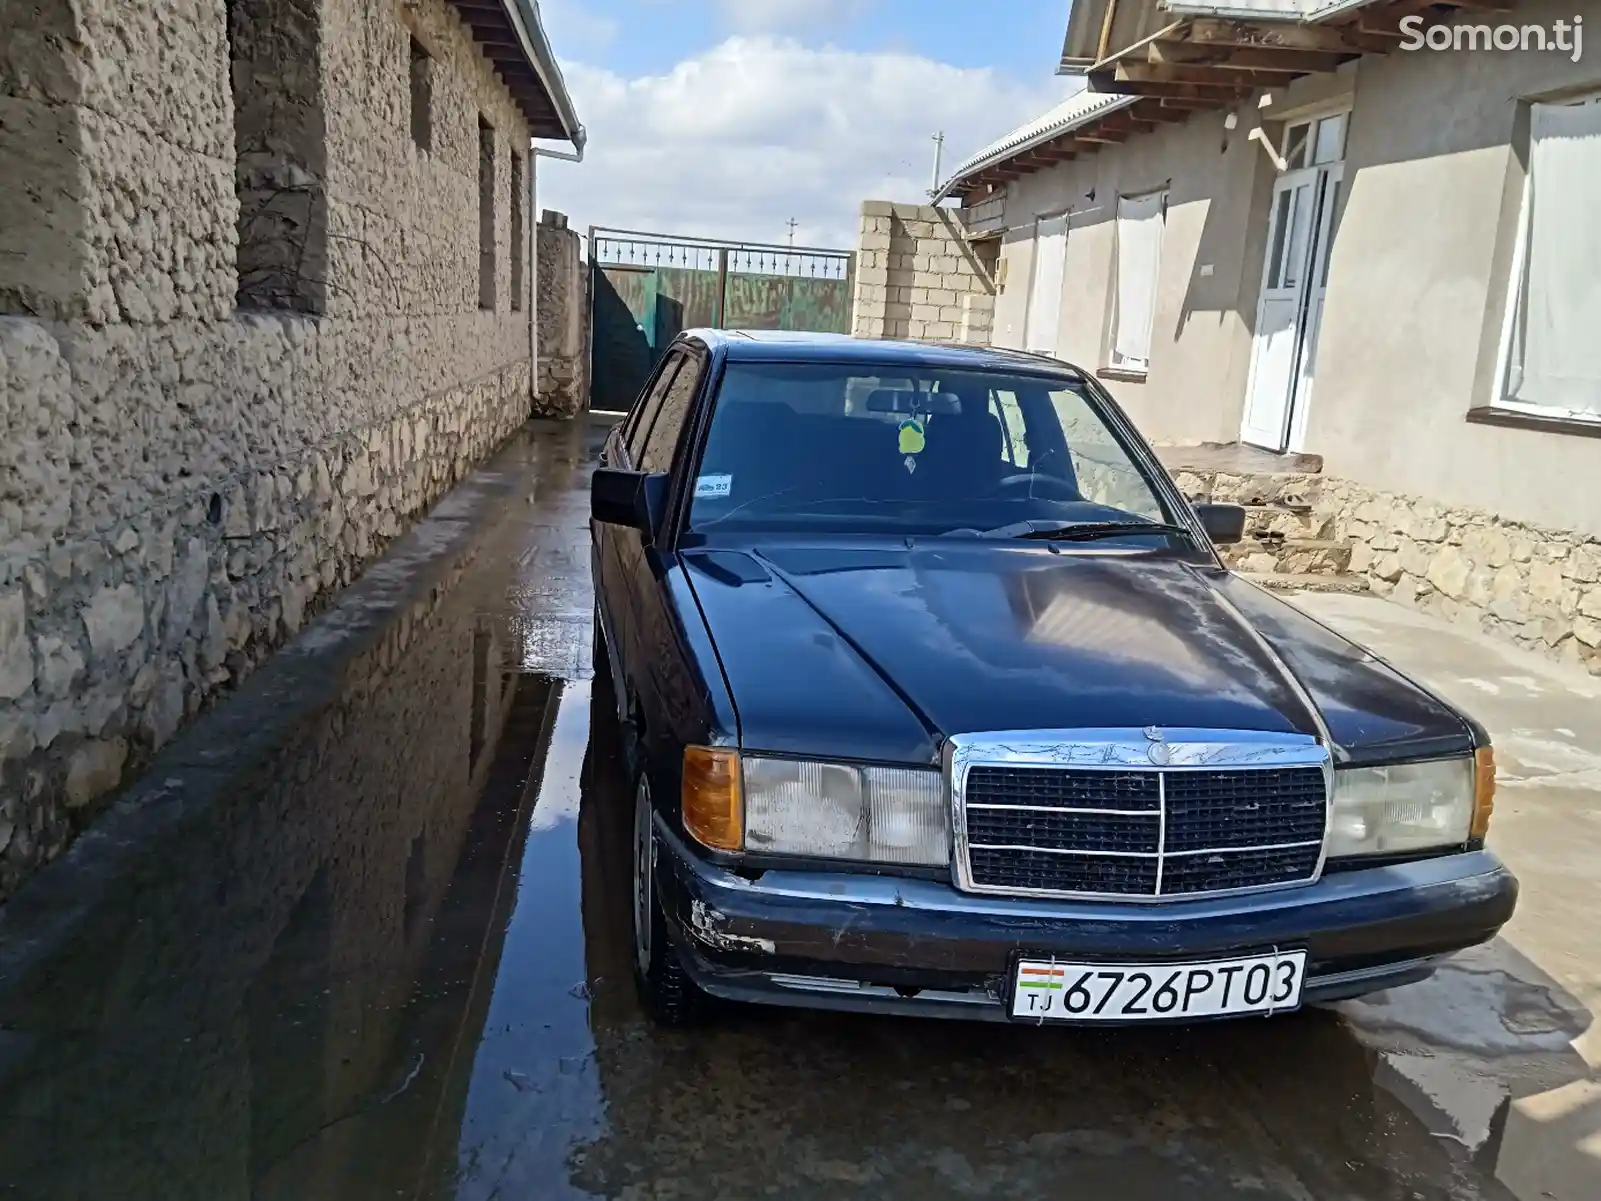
[685,329,1086,378]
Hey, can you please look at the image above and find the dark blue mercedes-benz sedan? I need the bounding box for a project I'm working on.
[590,330,1516,1027]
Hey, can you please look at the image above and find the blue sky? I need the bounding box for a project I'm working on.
[542,0,1076,81]
[535,1,1080,248]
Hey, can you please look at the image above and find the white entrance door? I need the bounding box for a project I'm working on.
[1240,111,1346,453]
[1241,169,1319,449]
[1024,213,1067,355]
[1285,164,1343,452]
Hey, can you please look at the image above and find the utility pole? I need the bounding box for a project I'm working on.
[786,217,799,246]
[929,131,945,198]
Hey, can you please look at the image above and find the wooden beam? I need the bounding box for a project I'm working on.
[1116,62,1281,89]
[1017,147,1078,166]
[1039,134,1083,157]
[1099,81,1251,103]
[472,28,522,49]
[1090,69,1252,97]
[1185,17,1397,56]
[1148,40,1351,73]
[1097,112,1161,134]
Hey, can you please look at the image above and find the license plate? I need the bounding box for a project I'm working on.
[1010,950,1307,1022]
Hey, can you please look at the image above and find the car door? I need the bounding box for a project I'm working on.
[617,346,707,743]
[595,350,684,684]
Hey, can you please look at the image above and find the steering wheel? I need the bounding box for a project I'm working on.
[987,472,1081,500]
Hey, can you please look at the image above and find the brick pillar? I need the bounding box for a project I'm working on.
[850,200,994,344]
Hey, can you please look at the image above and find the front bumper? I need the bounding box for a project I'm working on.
[652,818,1519,1022]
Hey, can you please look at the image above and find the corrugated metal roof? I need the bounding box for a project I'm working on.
[933,89,1140,202]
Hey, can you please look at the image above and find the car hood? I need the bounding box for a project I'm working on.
[681,541,1472,767]
[675,541,1466,765]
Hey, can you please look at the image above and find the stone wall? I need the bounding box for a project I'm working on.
[0,446,532,1195]
[1316,481,1601,676]
[0,0,541,901]
[852,200,996,344]
[534,209,588,418]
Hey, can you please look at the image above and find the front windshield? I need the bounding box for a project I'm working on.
[686,361,1179,539]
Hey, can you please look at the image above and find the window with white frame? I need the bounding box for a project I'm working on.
[1498,91,1601,423]
[1109,190,1167,375]
[1283,111,1348,170]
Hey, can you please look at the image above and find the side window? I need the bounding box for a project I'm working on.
[641,355,704,474]
[624,354,683,464]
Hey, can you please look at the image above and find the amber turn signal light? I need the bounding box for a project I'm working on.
[1471,746,1497,840]
[683,746,743,852]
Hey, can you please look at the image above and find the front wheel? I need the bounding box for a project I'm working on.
[631,774,710,1026]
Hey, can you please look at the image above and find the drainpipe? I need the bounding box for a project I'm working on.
[533,135,586,165]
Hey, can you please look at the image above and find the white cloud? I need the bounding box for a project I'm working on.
[536,37,1070,251]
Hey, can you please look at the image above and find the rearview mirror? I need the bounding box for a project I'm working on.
[1194,502,1246,546]
[864,390,962,416]
[592,468,670,541]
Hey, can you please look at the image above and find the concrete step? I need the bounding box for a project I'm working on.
[1239,571,1372,595]
[1222,538,1353,576]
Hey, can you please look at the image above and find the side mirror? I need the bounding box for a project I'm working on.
[1194,502,1247,546]
[592,468,670,540]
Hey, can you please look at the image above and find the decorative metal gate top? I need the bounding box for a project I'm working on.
[590,227,852,282]
[587,226,856,412]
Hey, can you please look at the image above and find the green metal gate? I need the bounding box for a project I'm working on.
[587,227,855,412]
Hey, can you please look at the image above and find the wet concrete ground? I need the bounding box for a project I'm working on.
[0,420,1596,1200]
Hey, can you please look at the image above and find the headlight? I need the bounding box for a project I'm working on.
[1328,756,1480,858]
[742,756,949,866]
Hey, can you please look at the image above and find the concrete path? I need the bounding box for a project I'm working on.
[0,421,1595,1200]
[1293,591,1601,1201]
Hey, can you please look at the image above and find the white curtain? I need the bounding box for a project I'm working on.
[1024,214,1068,355]
[1113,191,1166,372]
[1506,99,1601,418]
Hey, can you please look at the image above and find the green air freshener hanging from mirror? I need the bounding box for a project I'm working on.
[897,418,926,456]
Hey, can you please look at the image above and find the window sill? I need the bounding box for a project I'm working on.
[1098,366,1149,383]
[1466,405,1601,440]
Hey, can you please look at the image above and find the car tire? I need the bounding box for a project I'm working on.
[631,772,710,1026]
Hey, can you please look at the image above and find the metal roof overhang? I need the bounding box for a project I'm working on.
[947,1,1521,207]
[1061,3,1523,112]
[934,91,1210,205]
[447,0,585,148]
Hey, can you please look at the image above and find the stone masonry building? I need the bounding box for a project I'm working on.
[0,0,583,902]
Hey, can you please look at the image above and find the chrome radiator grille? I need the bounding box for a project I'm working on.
[950,732,1331,901]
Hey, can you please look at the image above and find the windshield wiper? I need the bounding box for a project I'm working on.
[982,520,1193,543]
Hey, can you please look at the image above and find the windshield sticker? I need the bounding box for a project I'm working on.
[695,474,733,498]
